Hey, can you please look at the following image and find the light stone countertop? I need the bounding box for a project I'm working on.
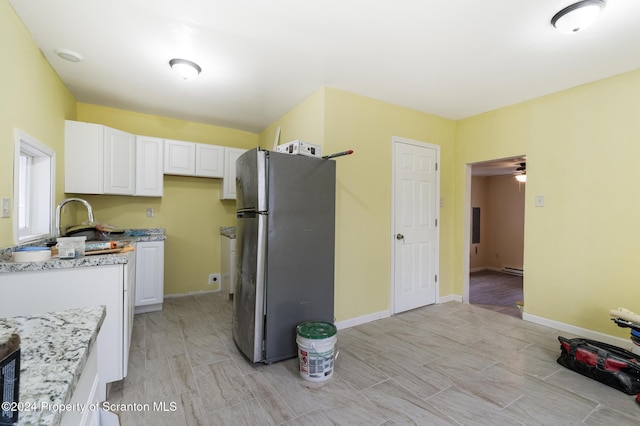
[0,306,105,425]
[220,226,236,239]
[0,228,166,273]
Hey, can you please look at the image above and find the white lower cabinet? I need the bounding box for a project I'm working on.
[0,258,134,390]
[134,241,165,313]
[60,343,99,426]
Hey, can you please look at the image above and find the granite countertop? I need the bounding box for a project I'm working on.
[0,306,105,425]
[220,226,236,239]
[0,228,166,273]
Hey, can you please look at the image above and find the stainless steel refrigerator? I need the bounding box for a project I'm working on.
[232,148,336,364]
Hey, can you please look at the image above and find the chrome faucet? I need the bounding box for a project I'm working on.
[55,198,95,237]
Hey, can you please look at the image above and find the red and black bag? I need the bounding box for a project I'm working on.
[557,336,640,395]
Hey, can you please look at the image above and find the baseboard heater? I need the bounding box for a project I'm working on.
[501,266,524,276]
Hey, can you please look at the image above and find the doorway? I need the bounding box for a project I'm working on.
[464,156,525,317]
[391,137,440,314]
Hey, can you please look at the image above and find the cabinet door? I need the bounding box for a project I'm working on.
[135,241,165,310]
[195,144,224,177]
[164,139,195,175]
[136,136,164,196]
[104,127,136,195]
[64,121,104,194]
[0,265,124,384]
[221,147,247,199]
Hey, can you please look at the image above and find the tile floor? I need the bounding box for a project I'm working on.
[107,292,640,425]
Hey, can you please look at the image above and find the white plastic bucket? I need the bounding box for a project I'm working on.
[296,321,337,382]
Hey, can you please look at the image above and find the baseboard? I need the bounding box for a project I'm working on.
[163,290,631,352]
[335,295,462,330]
[134,303,162,314]
[335,309,390,330]
[523,312,633,351]
[164,289,222,298]
[469,267,488,273]
[439,294,463,303]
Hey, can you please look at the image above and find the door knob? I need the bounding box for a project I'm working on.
[396,233,404,240]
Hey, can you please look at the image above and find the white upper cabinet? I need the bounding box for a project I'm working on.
[104,126,136,195]
[221,147,247,200]
[65,120,135,195]
[136,136,164,197]
[65,121,104,194]
[65,121,164,197]
[196,143,224,178]
[164,139,224,178]
[164,139,195,175]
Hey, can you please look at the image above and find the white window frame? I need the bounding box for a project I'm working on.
[13,129,55,243]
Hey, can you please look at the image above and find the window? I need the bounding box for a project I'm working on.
[14,130,55,243]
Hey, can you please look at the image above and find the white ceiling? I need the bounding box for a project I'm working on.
[8,0,640,133]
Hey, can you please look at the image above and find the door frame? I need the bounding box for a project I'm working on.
[463,158,526,305]
[390,136,440,315]
[463,164,472,303]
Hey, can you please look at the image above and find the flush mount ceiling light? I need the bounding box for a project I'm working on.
[169,58,201,80]
[54,48,84,62]
[551,0,605,33]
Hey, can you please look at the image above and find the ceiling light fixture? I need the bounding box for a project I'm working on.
[169,58,201,80]
[55,48,84,62]
[551,0,605,34]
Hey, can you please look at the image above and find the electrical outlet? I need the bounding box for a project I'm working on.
[1,198,10,218]
[146,207,154,217]
[208,273,221,285]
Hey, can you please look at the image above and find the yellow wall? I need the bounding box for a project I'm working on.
[470,175,525,271]
[456,69,640,338]
[261,87,457,322]
[5,0,640,338]
[0,0,77,247]
[259,89,325,150]
[74,104,258,295]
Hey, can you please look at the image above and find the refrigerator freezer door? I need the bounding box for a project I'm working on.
[235,148,267,213]
[263,151,336,363]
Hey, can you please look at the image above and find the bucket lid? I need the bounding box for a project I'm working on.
[296,321,337,339]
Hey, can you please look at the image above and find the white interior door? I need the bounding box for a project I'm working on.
[393,137,439,313]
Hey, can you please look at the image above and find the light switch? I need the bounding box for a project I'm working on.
[1,198,10,218]
[535,195,545,207]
